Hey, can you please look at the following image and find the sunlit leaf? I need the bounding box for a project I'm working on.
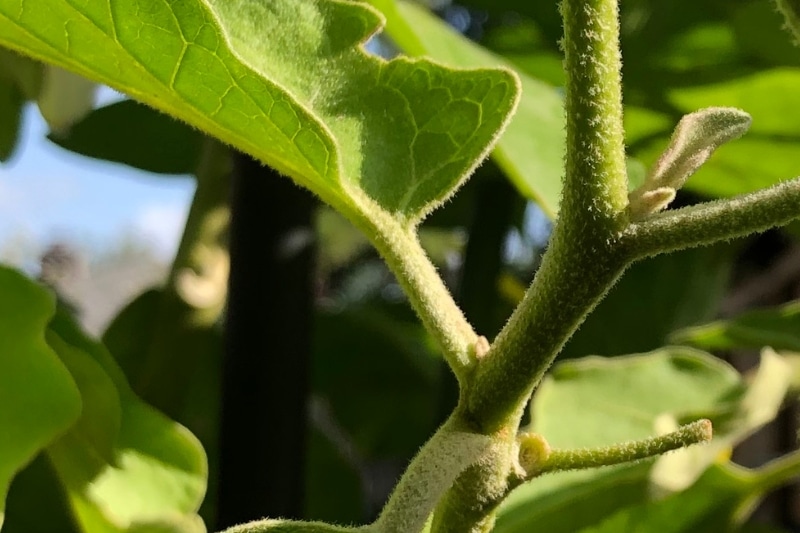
[0,0,518,225]
[0,268,81,529]
[367,0,564,218]
[45,312,207,533]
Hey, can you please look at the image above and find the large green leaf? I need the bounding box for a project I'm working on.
[369,0,565,218]
[49,100,203,174]
[0,268,82,529]
[671,299,800,352]
[0,0,518,225]
[494,463,653,533]
[651,348,791,492]
[45,312,207,533]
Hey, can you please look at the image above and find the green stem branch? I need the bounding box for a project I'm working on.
[353,200,479,381]
[626,177,800,259]
[466,0,630,433]
[529,420,712,478]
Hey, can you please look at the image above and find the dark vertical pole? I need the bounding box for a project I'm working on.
[217,154,316,528]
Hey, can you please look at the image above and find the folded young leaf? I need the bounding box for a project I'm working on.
[0,0,519,225]
[629,107,751,218]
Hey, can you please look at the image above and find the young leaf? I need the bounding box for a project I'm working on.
[629,107,751,218]
[0,0,518,225]
[0,268,81,529]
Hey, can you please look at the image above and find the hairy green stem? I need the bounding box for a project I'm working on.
[374,416,493,533]
[626,177,800,259]
[466,0,630,433]
[349,195,479,381]
[532,419,712,477]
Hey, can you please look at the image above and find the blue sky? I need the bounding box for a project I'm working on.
[0,94,196,267]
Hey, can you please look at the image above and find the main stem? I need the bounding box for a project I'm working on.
[466,0,630,433]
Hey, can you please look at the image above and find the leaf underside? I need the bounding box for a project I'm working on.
[0,0,519,224]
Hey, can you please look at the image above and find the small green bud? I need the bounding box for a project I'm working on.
[517,432,551,476]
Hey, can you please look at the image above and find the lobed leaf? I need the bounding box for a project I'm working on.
[0,0,518,225]
[369,0,565,218]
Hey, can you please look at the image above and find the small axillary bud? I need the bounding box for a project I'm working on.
[517,432,551,477]
[628,107,751,220]
[473,335,491,359]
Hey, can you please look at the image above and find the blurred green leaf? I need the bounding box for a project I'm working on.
[0,79,23,161]
[304,429,364,524]
[496,348,776,533]
[0,47,42,161]
[0,47,42,99]
[49,100,203,175]
[369,0,565,218]
[532,348,741,448]
[494,463,652,533]
[45,311,207,533]
[2,454,78,533]
[732,2,800,67]
[652,349,791,492]
[313,305,440,457]
[37,66,96,134]
[0,267,81,529]
[102,288,222,523]
[671,299,800,352]
[580,463,755,533]
[561,245,735,358]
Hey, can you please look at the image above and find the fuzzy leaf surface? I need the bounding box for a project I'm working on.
[368,0,564,217]
[0,0,518,223]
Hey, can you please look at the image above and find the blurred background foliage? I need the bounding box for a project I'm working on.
[2,0,800,532]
